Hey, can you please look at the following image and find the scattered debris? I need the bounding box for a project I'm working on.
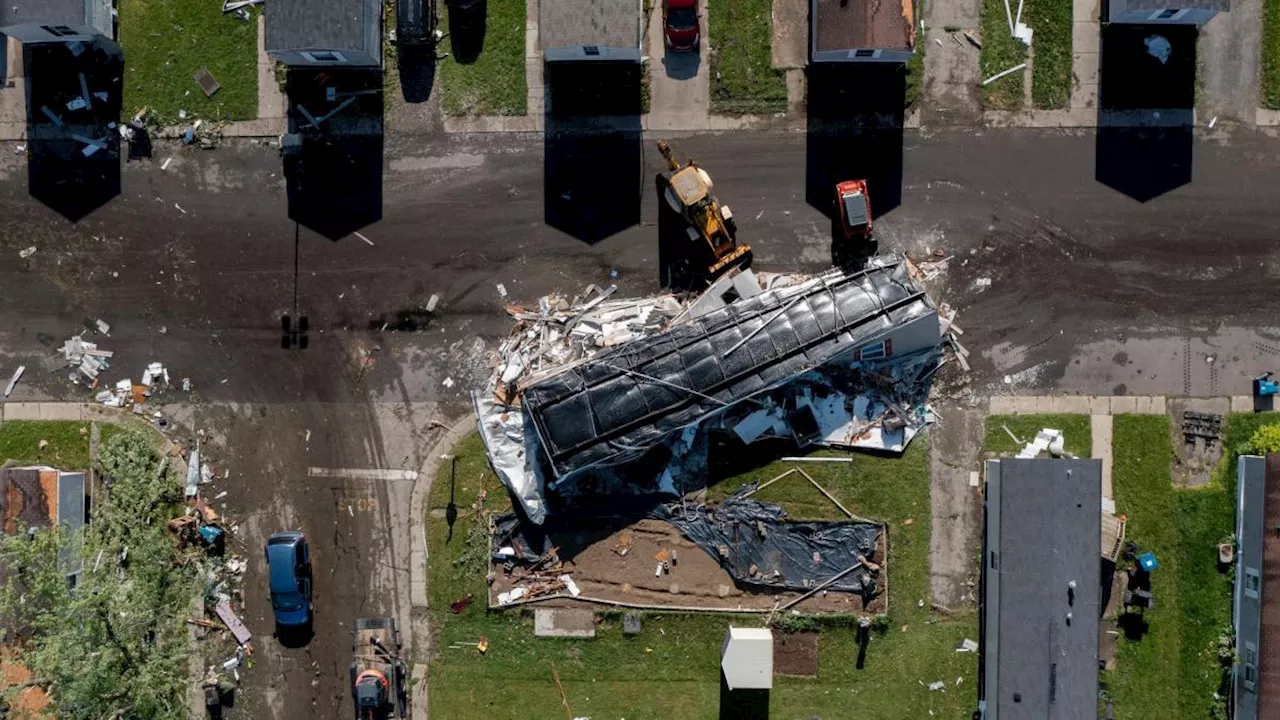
[1182,411,1222,445]
[927,680,945,691]
[215,601,252,645]
[982,63,1027,86]
[1145,35,1171,64]
[193,67,221,98]
[1208,115,1218,129]
[354,231,374,247]
[957,638,979,653]
[450,594,475,614]
[18,246,36,259]
[972,277,992,292]
[477,260,943,524]
[1013,428,1071,459]
[3,365,24,397]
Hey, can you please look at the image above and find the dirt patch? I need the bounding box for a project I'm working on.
[774,631,819,677]
[492,518,887,614]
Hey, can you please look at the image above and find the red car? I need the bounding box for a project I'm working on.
[834,179,876,255]
[663,0,700,52]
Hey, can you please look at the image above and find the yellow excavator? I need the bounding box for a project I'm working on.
[657,140,752,280]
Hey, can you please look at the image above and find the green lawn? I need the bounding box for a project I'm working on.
[0,420,124,470]
[982,414,1093,457]
[906,48,925,110]
[119,0,258,124]
[978,0,1027,109]
[1264,0,1280,108]
[439,0,527,116]
[428,436,977,719]
[1024,0,1072,108]
[1103,414,1235,720]
[708,0,788,115]
[979,0,1072,109]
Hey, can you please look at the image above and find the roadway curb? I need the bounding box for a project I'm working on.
[408,413,477,720]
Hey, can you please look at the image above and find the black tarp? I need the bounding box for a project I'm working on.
[492,485,883,596]
[655,486,881,594]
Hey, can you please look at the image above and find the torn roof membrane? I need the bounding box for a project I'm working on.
[521,259,939,479]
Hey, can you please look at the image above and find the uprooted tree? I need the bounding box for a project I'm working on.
[0,428,197,718]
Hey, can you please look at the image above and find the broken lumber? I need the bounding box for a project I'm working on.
[779,562,865,610]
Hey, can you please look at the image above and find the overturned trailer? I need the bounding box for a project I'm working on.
[477,258,941,524]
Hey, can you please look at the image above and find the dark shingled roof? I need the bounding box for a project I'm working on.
[984,458,1101,720]
[1121,0,1229,11]
[0,0,85,28]
[813,0,915,52]
[266,0,380,55]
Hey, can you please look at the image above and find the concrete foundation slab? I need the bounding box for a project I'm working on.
[534,607,597,638]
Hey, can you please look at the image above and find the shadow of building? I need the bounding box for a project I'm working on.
[805,63,905,224]
[2,26,122,222]
[720,672,769,720]
[281,67,384,241]
[1095,24,1196,202]
[445,0,487,63]
[396,0,439,102]
[543,60,643,245]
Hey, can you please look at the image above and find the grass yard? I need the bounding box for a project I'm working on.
[439,0,527,116]
[1265,0,1280,108]
[1103,414,1236,719]
[979,0,1027,109]
[1024,0,1072,108]
[982,414,1093,457]
[979,0,1072,109]
[428,436,977,719]
[0,420,124,470]
[906,48,926,110]
[707,0,788,115]
[119,0,258,124]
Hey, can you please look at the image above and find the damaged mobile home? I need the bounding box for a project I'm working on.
[475,257,942,525]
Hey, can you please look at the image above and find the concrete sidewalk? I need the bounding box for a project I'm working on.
[988,394,1254,415]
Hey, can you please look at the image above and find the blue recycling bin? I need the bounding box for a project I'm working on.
[1138,552,1158,572]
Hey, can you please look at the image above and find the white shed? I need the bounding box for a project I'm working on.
[721,627,774,690]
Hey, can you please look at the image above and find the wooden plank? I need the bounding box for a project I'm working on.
[215,601,252,646]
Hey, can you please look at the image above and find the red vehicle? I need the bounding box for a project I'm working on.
[834,179,875,255]
[663,0,700,52]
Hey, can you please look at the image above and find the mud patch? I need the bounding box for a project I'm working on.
[774,631,819,677]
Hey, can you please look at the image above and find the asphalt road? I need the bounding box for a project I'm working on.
[2,124,1280,717]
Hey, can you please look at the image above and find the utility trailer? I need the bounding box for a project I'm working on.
[350,618,408,720]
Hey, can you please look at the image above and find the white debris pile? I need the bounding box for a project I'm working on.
[724,353,941,454]
[59,333,115,383]
[1010,427,1074,459]
[488,282,690,404]
[91,361,176,408]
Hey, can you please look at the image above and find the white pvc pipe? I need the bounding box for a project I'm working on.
[982,63,1028,86]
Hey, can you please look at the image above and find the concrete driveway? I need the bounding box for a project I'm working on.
[645,0,711,129]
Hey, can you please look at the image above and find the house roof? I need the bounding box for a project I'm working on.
[983,458,1101,720]
[0,0,85,28]
[812,0,915,53]
[1235,454,1280,720]
[1120,0,1230,12]
[520,261,937,479]
[540,0,641,51]
[266,0,380,55]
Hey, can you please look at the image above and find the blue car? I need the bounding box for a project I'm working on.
[265,532,312,628]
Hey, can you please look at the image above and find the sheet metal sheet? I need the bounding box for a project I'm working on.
[521,260,936,479]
